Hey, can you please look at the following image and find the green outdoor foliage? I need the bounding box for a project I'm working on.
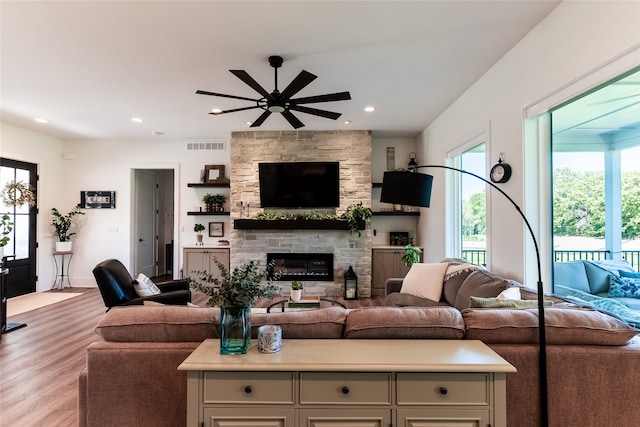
[51,204,85,242]
[462,191,486,239]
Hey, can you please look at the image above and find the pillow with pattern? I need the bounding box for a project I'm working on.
[608,275,640,299]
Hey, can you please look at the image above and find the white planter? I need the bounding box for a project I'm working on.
[0,246,4,261]
[55,241,73,252]
[290,289,302,302]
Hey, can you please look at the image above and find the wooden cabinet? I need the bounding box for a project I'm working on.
[179,340,514,427]
[183,247,229,279]
[372,248,420,297]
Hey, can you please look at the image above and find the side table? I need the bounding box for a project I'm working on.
[52,251,73,290]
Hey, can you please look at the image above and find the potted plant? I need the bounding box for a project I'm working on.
[188,258,280,354]
[194,223,205,244]
[402,244,422,267]
[0,213,13,260]
[51,204,84,251]
[341,202,372,237]
[290,280,303,302]
[202,193,226,212]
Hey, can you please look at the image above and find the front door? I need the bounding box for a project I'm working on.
[0,158,38,297]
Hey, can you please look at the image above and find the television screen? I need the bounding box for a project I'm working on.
[259,162,340,208]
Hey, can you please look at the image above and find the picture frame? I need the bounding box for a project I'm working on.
[389,231,410,246]
[209,222,224,237]
[204,165,225,183]
[80,191,116,209]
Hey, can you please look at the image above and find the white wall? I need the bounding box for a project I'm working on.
[419,1,640,288]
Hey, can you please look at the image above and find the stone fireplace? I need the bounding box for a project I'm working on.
[229,130,372,297]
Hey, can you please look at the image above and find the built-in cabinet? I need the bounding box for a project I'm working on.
[183,247,230,279]
[371,247,422,297]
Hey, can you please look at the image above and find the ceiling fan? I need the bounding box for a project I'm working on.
[197,55,351,129]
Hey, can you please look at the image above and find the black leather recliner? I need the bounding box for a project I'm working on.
[93,258,191,311]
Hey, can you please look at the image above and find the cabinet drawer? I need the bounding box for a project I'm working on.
[203,371,295,404]
[397,373,490,405]
[300,372,391,405]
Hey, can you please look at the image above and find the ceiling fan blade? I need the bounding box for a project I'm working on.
[289,105,342,120]
[281,110,305,129]
[290,91,352,105]
[280,70,317,100]
[230,70,273,100]
[196,90,259,103]
[250,110,272,127]
[209,105,260,115]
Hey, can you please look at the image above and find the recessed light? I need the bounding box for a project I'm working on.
[35,118,48,123]
[152,131,164,136]
[364,106,375,112]
[212,108,223,114]
[246,121,252,125]
[344,120,351,125]
[131,117,143,123]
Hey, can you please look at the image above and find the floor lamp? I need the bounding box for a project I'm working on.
[380,167,548,427]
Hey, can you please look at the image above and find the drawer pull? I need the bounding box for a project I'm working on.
[341,386,350,395]
[244,385,253,394]
[439,386,448,395]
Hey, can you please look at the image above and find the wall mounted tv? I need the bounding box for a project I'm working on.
[259,161,340,208]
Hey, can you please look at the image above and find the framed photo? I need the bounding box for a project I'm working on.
[390,231,410,246]
[204,165,225,183]
[209,222,224,237]
[81,191,116,209]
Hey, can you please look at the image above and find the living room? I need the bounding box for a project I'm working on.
[1,2,640,425]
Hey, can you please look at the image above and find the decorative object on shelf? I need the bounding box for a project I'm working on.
[390,231,410,246]
[401,244,422,267]
[1,180,36,208]
[188,258,280,354]
[408,152,418,172]
[344,266,358,300]
[490,153,512,183]
[204,165,225,183]
[51,204,84,252]
[290,280,303,302]
[203,193,226,212]
[209,222,224,237]
[380,165,549,426]
[80,191,116,209]
[341,202,372,237]
[194,223,205,244]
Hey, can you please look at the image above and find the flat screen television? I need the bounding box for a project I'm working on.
[259,161,340,208]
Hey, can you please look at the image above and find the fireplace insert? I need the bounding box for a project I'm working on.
[267,253,334,281]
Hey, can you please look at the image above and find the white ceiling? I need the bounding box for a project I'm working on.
[1,1,564,141]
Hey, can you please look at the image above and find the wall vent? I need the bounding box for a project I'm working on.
[187,141,226,151]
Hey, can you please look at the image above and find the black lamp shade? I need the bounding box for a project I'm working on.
[380,171,433,208]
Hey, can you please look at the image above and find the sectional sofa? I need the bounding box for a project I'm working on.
[78,267,640,427]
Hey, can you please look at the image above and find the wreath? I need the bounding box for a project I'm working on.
[2,180,36,208]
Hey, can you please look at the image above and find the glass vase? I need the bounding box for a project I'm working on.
[219,306,251,354]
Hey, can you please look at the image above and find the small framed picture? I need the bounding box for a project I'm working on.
[209,222,224,237]
[204,165,225,183]
[81,191,116,209]
[390,231,410,246]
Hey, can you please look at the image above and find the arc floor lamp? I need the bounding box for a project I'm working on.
[380,166,548,427]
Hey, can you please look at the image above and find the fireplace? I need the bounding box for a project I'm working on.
[267,253,334,281]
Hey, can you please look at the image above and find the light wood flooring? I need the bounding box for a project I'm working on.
[0,287,384,426]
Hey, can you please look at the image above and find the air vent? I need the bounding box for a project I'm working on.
[187,141,226,151]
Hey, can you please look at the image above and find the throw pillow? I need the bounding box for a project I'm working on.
[496,286,521,300]
[134,273,161,297]
[400,262,448,302]
[454,269,510,311]
[470,296,553,309]
[620,270,640,279]
[608,275,640,299]
[442,261,480,306]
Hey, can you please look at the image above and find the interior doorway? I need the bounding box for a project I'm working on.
[132,169,175,278]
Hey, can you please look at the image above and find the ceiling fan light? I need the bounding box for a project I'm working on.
[268,105,285,113]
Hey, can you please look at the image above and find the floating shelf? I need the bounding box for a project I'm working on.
[372,211,420,216]
[187,182,230,188]
[187,211,231,216]
[234,219,365,231]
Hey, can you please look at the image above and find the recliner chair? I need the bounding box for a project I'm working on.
[93,258,191,311]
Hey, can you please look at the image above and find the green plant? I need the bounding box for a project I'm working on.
[291,280,303,290]
[51,204,84,242]
[341,202,372,237]
[188,258,281,308]
[402,244,422,267]
[0,213,13,247]
[194,223,205,233]
[203,193,226,205]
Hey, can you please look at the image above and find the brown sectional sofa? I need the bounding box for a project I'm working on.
[78,268,640,427]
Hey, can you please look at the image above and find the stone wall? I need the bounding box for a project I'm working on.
[230,130,372,297]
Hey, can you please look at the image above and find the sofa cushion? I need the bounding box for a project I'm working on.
[553,261,590,293]
[454,269,510,311]
[442,261,480,306]
[400,262,448,302]
[620,270,640,278]
[95,306,218,342]
[462,307,639,345]
[385,292,451,308]
[250,306,347,339]
[584,261,616,295]
[344,306,464,339]
[608,275,640,299]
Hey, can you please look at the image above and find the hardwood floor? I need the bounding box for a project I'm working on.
[0,288,384,426]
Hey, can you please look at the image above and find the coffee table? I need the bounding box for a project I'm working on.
[266,297,346,313]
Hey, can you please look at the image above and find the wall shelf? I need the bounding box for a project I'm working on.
[187,182,230,188]
[187,211,230,216]
[372,211,419,216]
[234,219,365,231]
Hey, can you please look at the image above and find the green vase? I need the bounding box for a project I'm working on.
[219,306,251,354]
